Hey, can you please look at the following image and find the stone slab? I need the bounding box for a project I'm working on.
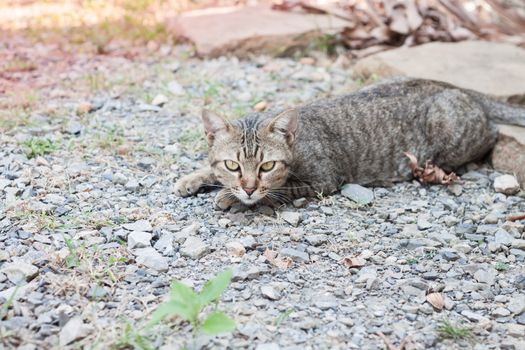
[170,5,348,57]
[353,41,525,100]
[492,124,525,189]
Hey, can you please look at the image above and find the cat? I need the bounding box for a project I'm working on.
[174,78,525,209]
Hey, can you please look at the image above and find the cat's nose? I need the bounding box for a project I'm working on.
[243,187,256,196]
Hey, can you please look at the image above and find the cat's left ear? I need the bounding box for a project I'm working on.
[202,109,230,146]
[267,109,298,146]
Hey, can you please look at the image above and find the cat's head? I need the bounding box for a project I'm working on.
[202,109,298,205]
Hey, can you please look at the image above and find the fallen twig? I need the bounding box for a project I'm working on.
[507,213,525,222]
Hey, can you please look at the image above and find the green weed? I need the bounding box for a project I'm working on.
[148,269,236,348]
[273,308,294,328]
[21,138,58,159]
[177,128,206,153]
[495,262,509,271]
[438,319,471,340]
[112,320,154,350]
[407,257,419,265]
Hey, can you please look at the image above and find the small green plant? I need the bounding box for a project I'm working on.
[495,262,509,271]
[148,269,235,348]
[64,235,81,269]
[112,320,154,350]
[273,308,294,328]
[21,138,57,159]
[438,320,471,340]
[0,286,19,320]
[407,257,419,265]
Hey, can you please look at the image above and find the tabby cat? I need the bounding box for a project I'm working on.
[174,78,525,209]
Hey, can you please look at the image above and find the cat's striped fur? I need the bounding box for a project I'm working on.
[174,78,525,209]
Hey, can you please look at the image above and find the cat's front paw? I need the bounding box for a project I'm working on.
[174,173,208,197]
[214,189,238,210]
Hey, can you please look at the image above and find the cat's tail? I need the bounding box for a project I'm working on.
[473,94,525,127]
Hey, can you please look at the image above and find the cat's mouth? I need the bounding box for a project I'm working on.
[235,190,264,206]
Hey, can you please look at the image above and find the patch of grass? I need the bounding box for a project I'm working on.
[21,138,58,159]
[93,125,125,152]
[177,128,207,153]
[12,208,59,232]
[309,33,338,56]
[438,320,471,340]
[148,269,235,349]
[495,262,509,271]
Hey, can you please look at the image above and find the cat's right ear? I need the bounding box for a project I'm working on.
[202,109,230,146]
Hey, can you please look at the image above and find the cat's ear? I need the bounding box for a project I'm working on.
[267,109,298,145]
[202,109,230,146]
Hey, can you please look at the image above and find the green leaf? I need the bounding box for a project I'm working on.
[171,280,197,303]
[198,269,232,305]
[169,281,200,321]
[147,300,193,328]
[201,311,236,336]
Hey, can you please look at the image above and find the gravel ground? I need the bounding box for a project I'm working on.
[1,47,525,350]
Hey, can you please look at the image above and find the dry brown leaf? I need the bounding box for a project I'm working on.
[426,292,444,310]
[341,256,366,268]
[405,152,458,185]
[264,249,293,269]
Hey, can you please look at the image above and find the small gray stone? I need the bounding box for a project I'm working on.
[293,198,307,208]
[124,179,140,191]
[134,247,169,272]
[417,215,432,230]
[494,174,520,195]
[441,249,460,261]
[511,239,525,250]
[127,231,152,249]
[314,294,339,310]
[113,172,128,185]
[280,211,302,227]
[123,220,152,232]
[240,236,257,249]
[448,184,463,196]
[492,307,511,317]
[305,234,328,246]
[517,313,525,325]
[507,324,525,337]
[181,237,210,259]
[495,229,515,245]
[280,247,309,263]
[151,94,168,106]
[508,294,525,315]
[0,261,38,284]
[66,121,83,135]
[474,268,497,285]
[154,232,175,256]
[341,184,374,205]
[59,316,93,346]
[399,238,442,249]
[137,157,156,170]
[260,285,281,300]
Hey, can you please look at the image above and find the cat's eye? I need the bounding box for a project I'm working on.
[225,160,240,171]
[260,161,276,172]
